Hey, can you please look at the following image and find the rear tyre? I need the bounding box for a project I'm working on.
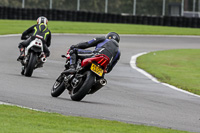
[24,52,37,77]
[70,71,95,101]
[51,75,65,97]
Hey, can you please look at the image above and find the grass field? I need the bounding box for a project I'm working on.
[0,104,192,133]
[0,19,199,133]
[137,49,200,95]
[1,19,200,35]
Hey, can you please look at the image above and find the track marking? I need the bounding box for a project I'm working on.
[0,34,20,37]
[130,52,200,98]
[0,101,47,112]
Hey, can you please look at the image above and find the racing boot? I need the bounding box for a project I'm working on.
[62,51,77,74]
[17,47,25,61]
[62,64,76,74]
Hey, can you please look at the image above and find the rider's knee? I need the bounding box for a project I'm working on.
[69,48,77,55]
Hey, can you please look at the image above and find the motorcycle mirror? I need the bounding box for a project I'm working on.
[61,55,67,58]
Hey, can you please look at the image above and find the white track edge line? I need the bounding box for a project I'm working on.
[0,101,47,112]
[130,52,200,98]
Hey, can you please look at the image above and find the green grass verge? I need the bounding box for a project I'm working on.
[137,49,200,95]
[0,104,192,133]
[1,19,200,35]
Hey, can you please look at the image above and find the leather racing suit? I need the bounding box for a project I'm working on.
[18,24,51,57]
[69,36,121,73]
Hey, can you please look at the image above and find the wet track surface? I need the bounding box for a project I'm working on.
[0,34,200,132]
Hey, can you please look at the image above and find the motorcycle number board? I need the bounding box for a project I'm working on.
[91,63,103,77]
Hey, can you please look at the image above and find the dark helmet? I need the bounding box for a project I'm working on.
[37,16,48,25]
[105,32,120,43]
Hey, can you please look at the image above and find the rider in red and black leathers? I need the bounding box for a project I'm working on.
[63,32,121,74]
[17,16,51,60]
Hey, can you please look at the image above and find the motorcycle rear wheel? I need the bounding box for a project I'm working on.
[70,71,95,101]
[51,75,65,97]
[24,52,37,77]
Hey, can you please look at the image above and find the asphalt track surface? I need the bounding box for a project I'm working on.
[0,34,200,132]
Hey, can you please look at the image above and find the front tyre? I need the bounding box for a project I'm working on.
[24,52,37,77]
[70,71,95,101]
[21,66,25,75]
[51,75,65,97]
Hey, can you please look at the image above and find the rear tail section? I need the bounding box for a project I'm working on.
[81,54,110,71]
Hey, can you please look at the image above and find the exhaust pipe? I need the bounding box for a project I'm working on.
[99,78,107,86]
[88,78,107,94]
[41,57,47,63]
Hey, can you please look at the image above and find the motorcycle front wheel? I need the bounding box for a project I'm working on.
[70,71,95,101]
[51,74,65,97]
[24,52,37,77]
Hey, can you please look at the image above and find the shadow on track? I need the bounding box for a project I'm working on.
[55,97,115,106]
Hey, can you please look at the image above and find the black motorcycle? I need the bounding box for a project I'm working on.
[51,50,109,101]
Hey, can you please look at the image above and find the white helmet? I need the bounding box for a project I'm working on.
[37,16,48,25]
